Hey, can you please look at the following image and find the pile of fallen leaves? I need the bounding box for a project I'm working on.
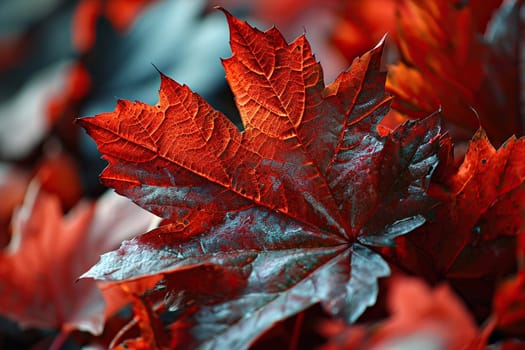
[0,0,523,349]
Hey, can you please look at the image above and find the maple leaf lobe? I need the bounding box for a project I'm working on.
[220,8,311,138]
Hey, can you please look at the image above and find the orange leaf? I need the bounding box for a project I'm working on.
[386,0,519,145]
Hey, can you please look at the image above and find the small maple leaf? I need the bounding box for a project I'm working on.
[0,181,157,344]
[0,182,101,336]
[383,129,525,318]
[78,9,443,348]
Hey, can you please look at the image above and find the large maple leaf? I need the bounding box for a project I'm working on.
[78,10,443,348]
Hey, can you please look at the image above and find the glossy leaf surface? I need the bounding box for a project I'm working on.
[79,10,443,348]
[383,129,525,318]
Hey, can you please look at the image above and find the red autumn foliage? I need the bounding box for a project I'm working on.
[385,0,521,145]
[34,149,83,210]
[78,9,446,347]
[0,1,523,349]
[382,128,525,319]
[0,180,157,348]
[494,270,525,337]
[0,182,103,337]
[72,0,157,52]
[319,276,489,350]
[330,0,397,64]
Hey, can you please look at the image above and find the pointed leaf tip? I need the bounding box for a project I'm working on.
[215,6,237,26]
[375,33,388,49]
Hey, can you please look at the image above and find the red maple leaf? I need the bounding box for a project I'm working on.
[494,270,525,337]
[0,181,157,348]
[385,0,519,145]
[78,10,444,348]
[0,182,102,346]
[383,129,525,319]
[320,276,488,350]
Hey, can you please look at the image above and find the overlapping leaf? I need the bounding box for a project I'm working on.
[386,0,520,145]
[0,182,101,335]
[0,182,157,339]
[78,10,443,348]
[383,129,525,318]
[319,276,486,350]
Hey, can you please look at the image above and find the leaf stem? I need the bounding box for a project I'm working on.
[289,310,305,350]
[109,317,138,349]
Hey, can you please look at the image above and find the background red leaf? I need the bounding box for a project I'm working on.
[0,182,158,341]
[493,270,525,336]
[320,276,486,350]
[0,182,102,335]
[383,129,525,319]
[385,0,520,145]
